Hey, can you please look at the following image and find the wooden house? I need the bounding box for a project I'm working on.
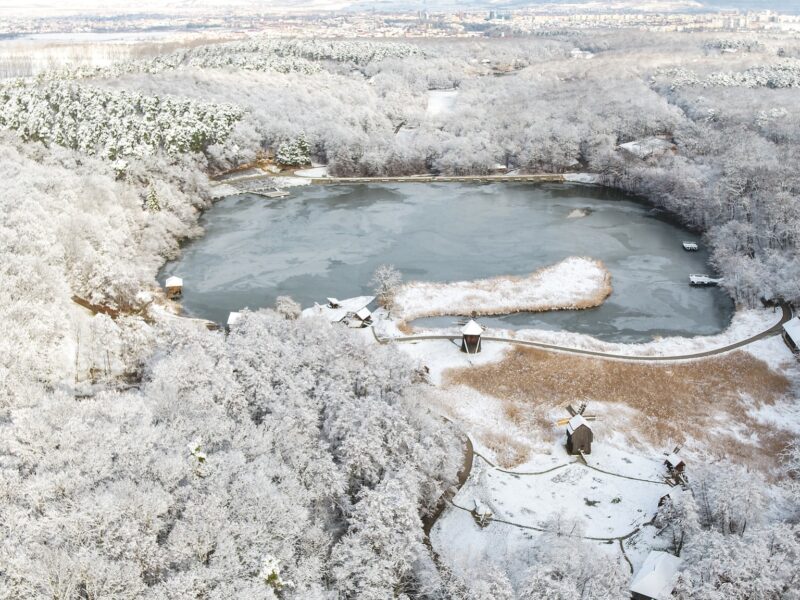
[566,414,593,455]
[349,307,373,328]
[461,320,483,354]
[664,453,686,475]
[782,318,800,354]
[326,297,341,309]
[630,551,681,600]
[165,276,183,299]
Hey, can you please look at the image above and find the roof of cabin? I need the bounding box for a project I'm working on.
[301,295,375,323]
[783,318,800,343]
[462,320,483,336]
[567,414,591,434]
[165,276,183,287]
[355,307,372,320]
[630,551,681,600]
[665,453,685,467]
[227,311,242,326]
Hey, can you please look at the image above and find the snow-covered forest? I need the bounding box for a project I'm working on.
[1,31,799,599]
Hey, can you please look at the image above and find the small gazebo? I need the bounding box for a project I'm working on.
[165,276,183,299]
[461,320,483,354]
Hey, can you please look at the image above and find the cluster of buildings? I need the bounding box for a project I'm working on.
[4,8,800,42]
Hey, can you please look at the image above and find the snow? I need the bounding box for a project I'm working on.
[461,320,483,336]
[564,172,603,184]
[665,453,683,468]
[567,207,591,218]
[782,317,800,345]
[630,551,681,600]
[618,137,676,160]
[397,340,510,386]
[227,311,242,326]
[426,89,458,117]
[503,308,781,359]
[294,166,328,178]
[393,257,610,321]
[165,276,183,288]
[567,414,592,434]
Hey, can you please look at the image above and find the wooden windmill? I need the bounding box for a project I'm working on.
[558,403,598,456]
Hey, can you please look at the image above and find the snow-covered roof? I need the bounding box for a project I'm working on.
[665,453,685,467]
[567,414,591,434]
[630,551,681,600]
[783,318,800,343]
[301,295,375,323]
[227,312,242,326]
[461,320,483,336]
[165,276,183,287]
[354,307,372,321]
[326,297,340,307]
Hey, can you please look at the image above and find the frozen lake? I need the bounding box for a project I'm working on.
[160,182,734,342]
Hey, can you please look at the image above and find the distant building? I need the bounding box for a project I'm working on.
[566,414,593,455]
[461,320,483,354]
[782,317,800,354]
[630,551,681,600]
[227,311,242,331]
[165,276,183,299]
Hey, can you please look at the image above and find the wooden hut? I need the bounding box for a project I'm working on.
[349,307,373,328]
[566,414,593,455]
[630,551,681,600]
[326,297,341,309]
[664,453,686,475]
[165,276,183,299]
[461,320,483,354]
[782,318,800,354]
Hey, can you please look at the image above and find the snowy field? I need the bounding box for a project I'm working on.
[432,438,673,585]
[393,256,611,322]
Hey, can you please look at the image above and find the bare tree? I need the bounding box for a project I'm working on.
[370,264,402,313]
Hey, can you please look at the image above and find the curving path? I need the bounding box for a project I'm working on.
[374,304,792,362]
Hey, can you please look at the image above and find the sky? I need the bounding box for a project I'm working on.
[0,0,797,16]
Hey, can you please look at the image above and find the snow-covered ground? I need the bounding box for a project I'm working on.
[393,256,611,321]
[432,437,672,585]
[426,89,458,117]
[294,166,328,178]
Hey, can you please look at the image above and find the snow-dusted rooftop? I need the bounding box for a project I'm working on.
[227,311,242,327]
[354,307,372,321]
[567,414,591,434]
[665,453,684,468]
[302,295,375,323]
[630,551,681,600]
[783,317,800,344]
[165,276,183,287]
[461,320,483,336]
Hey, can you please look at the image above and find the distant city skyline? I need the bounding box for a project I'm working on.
[0,0,798,15]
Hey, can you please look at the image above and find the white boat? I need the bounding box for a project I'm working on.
[689,274,722,286]
[682,241,698,251]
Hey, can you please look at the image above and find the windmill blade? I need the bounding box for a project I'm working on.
[566,404,577,416]
[578,402,587,415]
[673,445,681,454]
